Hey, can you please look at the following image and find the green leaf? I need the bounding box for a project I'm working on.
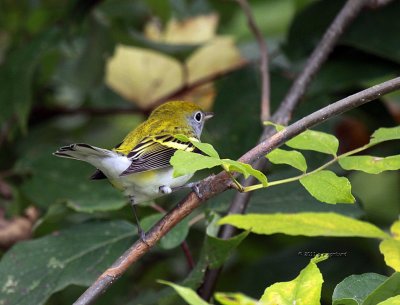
[170,150,268,186]
[266,148,307,172]
[33,203,74,236]
[332,273,388,305]
[228,0,297,41]
[53,19,112,103]
[218,213,389,239]
[222,159,268,186]
[160,219,189,250]
[260,255,328,305]
[141,214,189,250]
[16,146,126,212]
[245,176,364,217]
[0,221,134,305]
[299,170,355,204]
[157,280,211,305]
[379,239,400,272]
[377,295,400,305]
[363,273,400,305]
[192,142,220,159]
[308,58,398,98]
[170,150,222,177]
[0,28,60,131]
[350,171,400,224]
[214,293,258,305]
[339,155,400,174]
[263,121,285,131]
[131,227,221,305]
[286,129,339,155]
[370,126,400,144]
[204,231,249,269]
[286,1,400,64]
[174,134,220,158]
[341,1,400,64]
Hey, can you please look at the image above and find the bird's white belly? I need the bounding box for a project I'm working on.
[91,154,193,204]
[117,167,193,204]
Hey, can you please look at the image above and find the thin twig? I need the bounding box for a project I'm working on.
[273,0,367,125]
[73,76,400,305]
[181,241,195,270]
[236,0,270,121]
[198,0,369,299]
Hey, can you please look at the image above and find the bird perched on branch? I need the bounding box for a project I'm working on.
[54,101,213,242]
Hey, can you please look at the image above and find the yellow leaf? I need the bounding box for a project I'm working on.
[106,14,244,110]
[105,45,182,107]
[186,37,245,84]
[180,83,215,111]
[145,14,218,44]
[391,220,400,240]
[260,255,327,305]
[380,239,400,271]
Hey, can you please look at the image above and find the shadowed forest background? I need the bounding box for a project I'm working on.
[0,0,400,304]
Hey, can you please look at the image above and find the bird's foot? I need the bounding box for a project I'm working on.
[159,185,172,194]
[159,181,203,199]
[187,182,203,199]
[137,227,150,246]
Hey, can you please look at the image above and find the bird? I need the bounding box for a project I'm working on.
[53,101,213,242]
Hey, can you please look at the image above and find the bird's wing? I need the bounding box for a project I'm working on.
[120,135,197,176]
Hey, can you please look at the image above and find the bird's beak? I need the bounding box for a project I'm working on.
[204,112,214,120]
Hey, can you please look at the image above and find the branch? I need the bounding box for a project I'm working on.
[236,0,270,121]
[198,0,369,298]
[73,76,400,305]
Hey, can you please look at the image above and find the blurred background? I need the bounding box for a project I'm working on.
[0,0,399,304]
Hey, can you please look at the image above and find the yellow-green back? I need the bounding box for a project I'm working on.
[114,101,203,155]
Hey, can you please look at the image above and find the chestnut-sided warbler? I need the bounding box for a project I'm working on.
[54,101,213,241]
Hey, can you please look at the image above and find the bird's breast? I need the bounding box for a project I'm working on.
[114,167,194,204]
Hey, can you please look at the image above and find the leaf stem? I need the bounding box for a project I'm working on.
[223,165,245,192]
[242,142,373,192]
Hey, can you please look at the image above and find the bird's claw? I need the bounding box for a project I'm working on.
[138,228,150,246]
[190,182,203,200]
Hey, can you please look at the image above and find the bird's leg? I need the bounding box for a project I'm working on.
[159,181,203,199]
[128,196,149,246]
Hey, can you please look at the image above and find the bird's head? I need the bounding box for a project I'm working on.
[150,101,213,138]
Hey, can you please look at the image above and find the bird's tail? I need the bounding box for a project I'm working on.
[53,143,114,162]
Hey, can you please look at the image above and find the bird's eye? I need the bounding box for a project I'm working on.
[194,111,202,122]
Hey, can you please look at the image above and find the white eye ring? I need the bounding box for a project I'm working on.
[194,111,202,122]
